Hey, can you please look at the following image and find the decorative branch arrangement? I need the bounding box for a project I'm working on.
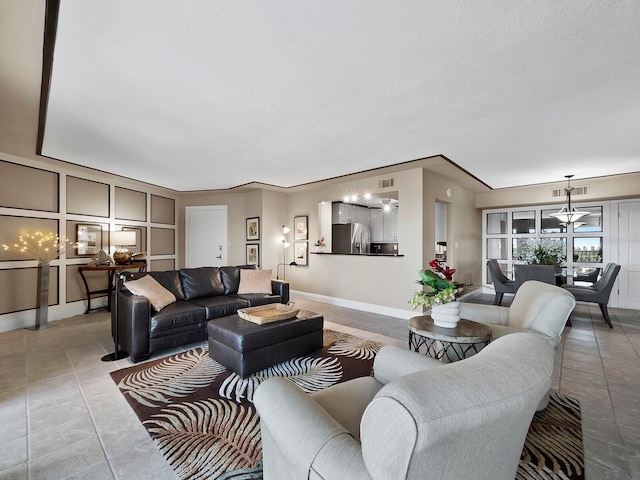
[2,232,76,265]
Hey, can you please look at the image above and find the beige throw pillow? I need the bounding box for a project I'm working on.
[237,269,273,294]
[125,275,176,311]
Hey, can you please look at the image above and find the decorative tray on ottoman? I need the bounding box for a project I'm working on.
[237,302,299,325]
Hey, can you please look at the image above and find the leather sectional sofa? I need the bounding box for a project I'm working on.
[112,265,289,362]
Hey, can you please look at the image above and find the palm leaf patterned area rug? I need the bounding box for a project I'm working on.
[110,330,584,480]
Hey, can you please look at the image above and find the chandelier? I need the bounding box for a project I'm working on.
[549,175,589,225]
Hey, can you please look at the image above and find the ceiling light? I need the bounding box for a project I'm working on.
[549,175,589,225]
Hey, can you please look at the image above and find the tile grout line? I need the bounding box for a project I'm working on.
[65,324,118,480]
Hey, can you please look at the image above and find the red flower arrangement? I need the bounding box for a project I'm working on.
[429,259,456,281]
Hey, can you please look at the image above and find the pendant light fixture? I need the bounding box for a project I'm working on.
[549,175,589,225]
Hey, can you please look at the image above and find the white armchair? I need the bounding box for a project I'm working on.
[254,332,556,480]
[460,280,576,347]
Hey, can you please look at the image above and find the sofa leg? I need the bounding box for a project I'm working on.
[599,303,613,328]
[131,354,151,363]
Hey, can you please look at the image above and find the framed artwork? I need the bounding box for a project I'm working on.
[294,241,308,266]
[246,244,260,266]
[293,215,308,240]
[77,224,102,255]
[246,217,260,241]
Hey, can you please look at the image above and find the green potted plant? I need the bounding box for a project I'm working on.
[519,238,565,266]
[410,260,465,328]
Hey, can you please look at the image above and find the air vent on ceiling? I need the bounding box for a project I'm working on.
[551,185,589,198]
[378,177,395,189]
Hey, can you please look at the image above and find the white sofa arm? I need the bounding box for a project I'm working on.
[254,377,363,479]
[373,345,443,384]
[459,303,510,325]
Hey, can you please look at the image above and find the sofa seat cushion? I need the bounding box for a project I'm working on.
[190,296,248,320]
[150,300,206,337]
[179,267,225,300]
[231,293,281,307]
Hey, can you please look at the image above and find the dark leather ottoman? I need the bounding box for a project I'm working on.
[207,310,324,378]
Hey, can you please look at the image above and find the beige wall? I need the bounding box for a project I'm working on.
[476,172,640,209]
[175,166,483,317]
[424,171,483,289]
[0,152,178,331]
[0,0,44,160]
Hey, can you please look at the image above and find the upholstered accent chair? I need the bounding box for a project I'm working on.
[487,259,515,305]
[563,263,621,328]
[459,280,575,348]
[254,333,556,480]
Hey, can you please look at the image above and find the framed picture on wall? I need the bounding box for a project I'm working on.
[293,241,308,266]
[293,215,308,240]
[246,244,260,266]
[77,224,102,255]
[246,217,260,241]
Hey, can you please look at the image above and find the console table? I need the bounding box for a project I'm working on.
[78,262,147,313]
[408,315,492,362]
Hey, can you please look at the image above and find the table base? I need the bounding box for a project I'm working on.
[409,330,490,362]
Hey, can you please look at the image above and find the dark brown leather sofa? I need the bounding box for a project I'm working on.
[112,265,289,362]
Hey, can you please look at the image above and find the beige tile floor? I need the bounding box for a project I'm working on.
[0,292,638,479]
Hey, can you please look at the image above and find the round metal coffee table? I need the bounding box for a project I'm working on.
[408,315,492,362]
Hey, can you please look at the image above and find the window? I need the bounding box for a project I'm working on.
[541,209,567,233]
[574,207,603,233]
[512,211,535,234]
[573,237,602,263]
[487,238,508,260]
[487,213,508,234]
[483,202,607,287]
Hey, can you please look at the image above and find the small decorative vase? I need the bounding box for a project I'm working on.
[316,245,324,253]
[430,301,461,328]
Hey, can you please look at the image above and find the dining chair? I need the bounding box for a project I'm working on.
[562,263,621,328]
[487,259,515,305]
[514,264,557,290]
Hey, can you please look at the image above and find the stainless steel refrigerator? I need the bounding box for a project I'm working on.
[332,223,371,254]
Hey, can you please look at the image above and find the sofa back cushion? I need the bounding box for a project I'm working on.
[220,265,257,295]
[508,280,575,344]
[148,270,186,301]
[179,267,225,300]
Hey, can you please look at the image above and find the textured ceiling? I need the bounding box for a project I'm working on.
[41,0,640,191]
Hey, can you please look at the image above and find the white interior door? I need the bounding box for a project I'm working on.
[186,206,227,268]
[618,200,640,309]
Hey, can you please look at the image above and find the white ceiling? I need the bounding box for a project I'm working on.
[41,0,640,192]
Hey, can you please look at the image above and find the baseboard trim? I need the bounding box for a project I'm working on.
[291,290,417,320]
[0,299,108,333]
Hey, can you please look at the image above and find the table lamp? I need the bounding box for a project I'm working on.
[111,231,136,264]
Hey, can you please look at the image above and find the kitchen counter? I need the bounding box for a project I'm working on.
[310,252,404,257]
